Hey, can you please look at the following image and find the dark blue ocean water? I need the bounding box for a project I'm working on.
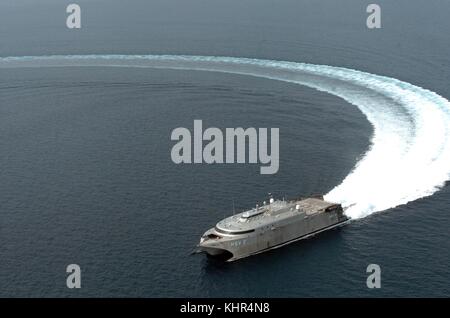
[0,0,449,297]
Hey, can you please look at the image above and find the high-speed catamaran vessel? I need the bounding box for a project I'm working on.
[195,195,349,261]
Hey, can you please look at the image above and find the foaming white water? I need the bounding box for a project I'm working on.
[1,54,450,219]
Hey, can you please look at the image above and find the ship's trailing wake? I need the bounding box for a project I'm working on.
[1,54,450,219]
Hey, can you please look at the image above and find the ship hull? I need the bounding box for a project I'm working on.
[231,218,349,261]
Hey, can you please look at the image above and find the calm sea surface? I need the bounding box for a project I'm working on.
[0,0,449,297]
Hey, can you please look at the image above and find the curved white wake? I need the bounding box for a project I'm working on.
[1,54,450,219]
